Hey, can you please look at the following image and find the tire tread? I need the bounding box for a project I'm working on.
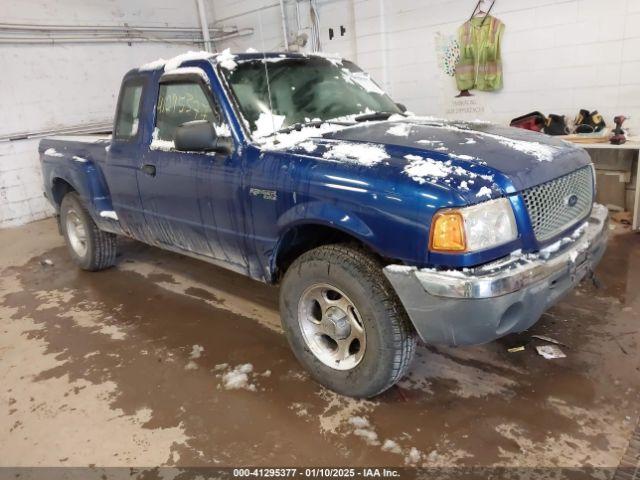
[284,243,416,397]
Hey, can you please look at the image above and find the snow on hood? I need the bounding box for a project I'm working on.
[252,115,591,200]
[320,117,591,191]
[322,142,388,167]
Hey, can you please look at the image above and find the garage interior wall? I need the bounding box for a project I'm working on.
[211,0,640,134]
[2,0,639,228]
[0,0,210,227]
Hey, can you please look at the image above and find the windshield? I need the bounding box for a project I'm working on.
[221,56,402,137]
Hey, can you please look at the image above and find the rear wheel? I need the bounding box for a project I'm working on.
[280,244,416,398]
[60,192,117,271]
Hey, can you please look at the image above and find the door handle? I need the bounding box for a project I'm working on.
[141,164,156,176]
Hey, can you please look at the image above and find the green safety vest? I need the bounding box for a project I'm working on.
[455,15,505,92]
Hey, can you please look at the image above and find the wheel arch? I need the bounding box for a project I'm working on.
[271,222,388,283]
[51,177,77,207]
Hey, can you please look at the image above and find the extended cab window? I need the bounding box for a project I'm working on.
[155,81,219,142]
[114,82,143,139]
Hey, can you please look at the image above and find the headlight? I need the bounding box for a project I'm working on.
[430,198,518,253]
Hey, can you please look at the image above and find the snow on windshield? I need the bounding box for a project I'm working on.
[254,112,286,138]
[223,56,400,138]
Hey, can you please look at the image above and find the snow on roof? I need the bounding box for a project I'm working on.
[163,66,210,84]
[216,48,237,70]
[164,50,214,71]
[138,50,215,72]
[138,58,167,71]
[309,51,343,65]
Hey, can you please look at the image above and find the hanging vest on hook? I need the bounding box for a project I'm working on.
[455,15,505,92]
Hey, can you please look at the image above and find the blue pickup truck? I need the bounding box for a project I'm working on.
[40,51,608,397]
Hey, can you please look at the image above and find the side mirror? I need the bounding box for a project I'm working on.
[396,103,407,113]
[174,120,232,154]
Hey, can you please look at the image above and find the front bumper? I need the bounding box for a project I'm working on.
[383,203,609,346]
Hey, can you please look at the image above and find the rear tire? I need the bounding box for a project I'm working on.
[279,244,416,398]
[60,192,117,271]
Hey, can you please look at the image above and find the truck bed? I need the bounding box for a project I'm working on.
[40,133,112,164]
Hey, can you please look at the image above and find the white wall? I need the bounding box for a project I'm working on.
[213,0,640,135]
[3,0,639,227]
[0,0,205,227]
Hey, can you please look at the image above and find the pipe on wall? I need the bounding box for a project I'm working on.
[279,0,290,50]
[0,28,253,45]
[196,0,214,52]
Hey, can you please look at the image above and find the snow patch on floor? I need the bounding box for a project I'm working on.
[216,363,270,392]
[221,363,256,391]
[381,439,402,454]
[190,344,204,359]
[404,447,423,465]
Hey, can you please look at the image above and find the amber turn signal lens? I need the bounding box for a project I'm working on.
[430,212,466,252]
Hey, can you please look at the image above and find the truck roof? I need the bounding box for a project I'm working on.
[134,50,341,74]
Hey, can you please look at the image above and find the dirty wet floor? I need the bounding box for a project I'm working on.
[1,219,638,473]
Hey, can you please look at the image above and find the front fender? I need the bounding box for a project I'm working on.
[277,200,375,240]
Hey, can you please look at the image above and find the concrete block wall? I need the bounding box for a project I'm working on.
[0,0,205,227]
[213,0,640,136]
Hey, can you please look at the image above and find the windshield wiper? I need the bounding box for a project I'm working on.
[276,118,354,134]
[277,120,325,134]
[354,111,402,122]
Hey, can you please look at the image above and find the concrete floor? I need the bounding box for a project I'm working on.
[0,218,638,472]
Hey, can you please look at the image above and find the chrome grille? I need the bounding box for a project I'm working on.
[522,166,594,242]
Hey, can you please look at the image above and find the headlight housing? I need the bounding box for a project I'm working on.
[430,198,518,253]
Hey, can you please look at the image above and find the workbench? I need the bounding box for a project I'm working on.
[570,141,640,231]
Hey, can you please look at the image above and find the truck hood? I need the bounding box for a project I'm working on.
[273,118,591,201]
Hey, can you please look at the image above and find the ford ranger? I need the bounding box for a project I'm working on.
[39,51,608,398]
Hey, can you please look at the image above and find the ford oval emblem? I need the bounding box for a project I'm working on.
[565,194,579,207]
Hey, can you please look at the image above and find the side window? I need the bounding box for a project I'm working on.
[114,82,143,139]
[155,81,220,142]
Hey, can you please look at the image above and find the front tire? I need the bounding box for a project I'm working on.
[279,244,416,398]
[60,192,117,271]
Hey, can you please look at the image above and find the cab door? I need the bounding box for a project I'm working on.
[137,74,220,254]
[103,75,150,240]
